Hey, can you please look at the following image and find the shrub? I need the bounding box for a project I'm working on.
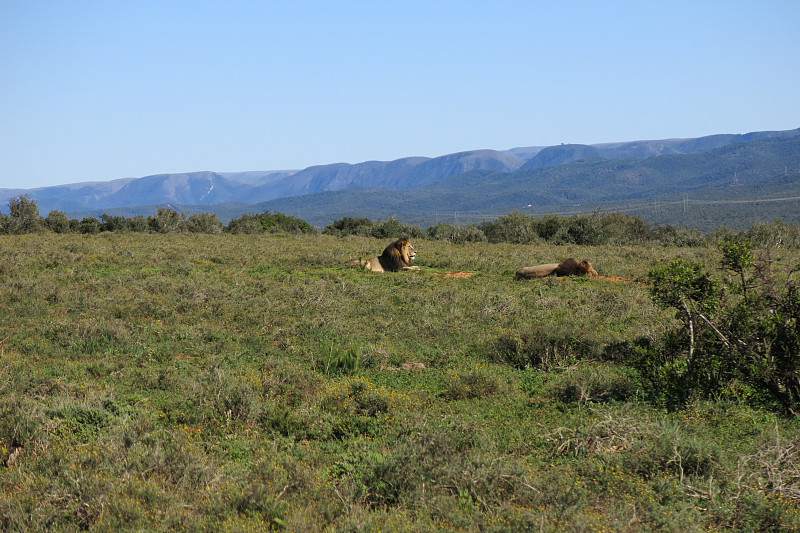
[227,211,316,235]
[323,216,375,237]
[491,329,602,370]
[543,364,640,405]
[426,222,487,244]
[99,214,132,232]
[743,218,800,249]
[226,213,262,234]
[5,195,43,234]
[640,240,800,413]
[441,366,505,400]
[479,211,541,244]
[78,217,102,234]
[45,210,72,233]
[186,213,224,234]
[148,207,185,233]
[369,217,424,239]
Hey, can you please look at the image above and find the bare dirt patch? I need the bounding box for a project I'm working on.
[437,272,475,279]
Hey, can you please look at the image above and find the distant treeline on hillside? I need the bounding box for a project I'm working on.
[3,194,800,249]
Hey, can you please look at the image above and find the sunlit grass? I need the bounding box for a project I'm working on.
[1,233,799,531]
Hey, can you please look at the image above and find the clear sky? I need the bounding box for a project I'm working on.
[1,1,799,190]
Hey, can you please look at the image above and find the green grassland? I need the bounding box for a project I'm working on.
[2,233,799,531]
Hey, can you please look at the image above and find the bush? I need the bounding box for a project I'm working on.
[479,211,541,244]
[148,207,184,233]
[45,210,72,233]
[100,214,130,232]
[186,213,224,234]
[79,217,102,234]
[5,195,43,234]
[638,239,800,413]
[227,211,316,235]
[491,329,603,370]
[426,222,487,244]
[323,216,375,237]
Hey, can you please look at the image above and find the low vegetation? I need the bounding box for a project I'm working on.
[1,197,800,531]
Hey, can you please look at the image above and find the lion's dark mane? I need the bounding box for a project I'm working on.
[376,237,412,272]
[553,258,596,276]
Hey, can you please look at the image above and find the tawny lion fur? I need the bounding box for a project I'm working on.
[359,237,421,272]
[515,258,598,280]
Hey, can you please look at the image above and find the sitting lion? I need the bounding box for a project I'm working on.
[360,237,421,272]
[515,258,598,280]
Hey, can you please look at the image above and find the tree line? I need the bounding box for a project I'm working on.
[0,195,315,236]
[3,194,800,248]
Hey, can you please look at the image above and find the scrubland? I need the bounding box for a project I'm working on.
[1,233,799,531]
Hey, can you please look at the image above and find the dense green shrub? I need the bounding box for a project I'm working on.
[322,216,375,237]
[5,195,43,234]
[478,211,541,244]
[322,216,423,239]
[45,210,71,233]
[491,328,603,371]
[99,214,131,232]
[148,207,184,233]
[626,239,800,413]
[79,217,102,234]
[476,210,710,246]
[426,222,487,243]
[228,211,316,235]
[186,212,224,234]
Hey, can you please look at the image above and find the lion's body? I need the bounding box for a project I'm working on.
[515,258,598,280]
[360,237,421,272]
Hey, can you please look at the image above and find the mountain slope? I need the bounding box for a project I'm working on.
[234,135,800,229]
[0,150,524,213]
[2,128,799,232]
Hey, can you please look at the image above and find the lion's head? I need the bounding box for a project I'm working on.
[392,237,417,266]
[554,258,598,277]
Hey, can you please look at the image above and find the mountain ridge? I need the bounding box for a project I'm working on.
[2,128,799,231]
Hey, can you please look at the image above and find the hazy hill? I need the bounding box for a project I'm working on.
[220,134,800,230]
[0,150,524,214]
[519,144,605,170]
[2,127,799,231]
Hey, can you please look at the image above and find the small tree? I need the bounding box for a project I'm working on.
[148,207,184,233]
[427,222,486,244]
[187,213,224,234]
[128,216,149,232]
[6,195,43,234]
[323,217,375,237]
[79,217,101,234]
[227,214,263,234]
[45,210,72,233]
[642,241,800,414]
[100,214,130,232]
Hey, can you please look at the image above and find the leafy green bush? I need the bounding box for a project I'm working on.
[45,210,71,233]
[633,239,800,413]
[323,216,424,239]
[4,195,43,234]
[148,207,184,233]
[228,211,316,234]
[441,365,506,400]
[322,216,374,236]
[491,328,603,370]
[426,222,487,243]
[186,212,224,234]
[543,364,640,405]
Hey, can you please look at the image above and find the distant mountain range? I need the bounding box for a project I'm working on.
[2,127,799,231]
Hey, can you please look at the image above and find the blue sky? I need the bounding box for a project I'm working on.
[1,1,799,190]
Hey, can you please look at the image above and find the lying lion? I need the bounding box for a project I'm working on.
[359,236,421,272]
[515,258,598,280]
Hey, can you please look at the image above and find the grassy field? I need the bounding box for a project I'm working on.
[1,233,799,532]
